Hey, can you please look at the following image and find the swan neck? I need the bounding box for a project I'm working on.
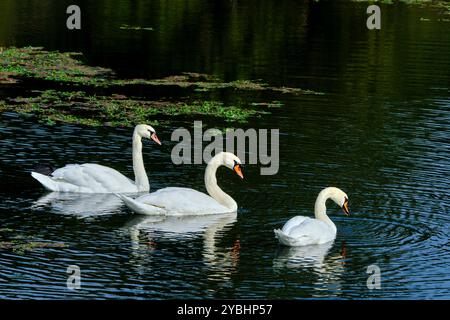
[204,159,237,211]
[314,190,336,230]
[132,132,149,192]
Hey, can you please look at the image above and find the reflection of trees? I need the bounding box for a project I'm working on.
[1,1,446,95]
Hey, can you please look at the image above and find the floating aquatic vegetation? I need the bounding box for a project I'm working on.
[0,47,324,127]
[0,47,323,94]
[0,47,112,85]
[137,73,324,95]
[251,101,284,108]
[119,24,154,31]
[350,0,449,8]
[0,228,67,255]
[0,90,266,126]
[0,228,67,254]
[0,240,67,255]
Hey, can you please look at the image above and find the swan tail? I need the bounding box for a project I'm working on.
[33,164,55,176]
[274,229,299,247]
[31,172,82,192]
[115,194,166,216]
[31,172,59,191]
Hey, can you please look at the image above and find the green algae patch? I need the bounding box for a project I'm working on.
[0,47,112,85]
[0,228,67,255]
[350,0,449,7]
[0,240,67,255]
[119,24,154,31]
[132,73,324,95]
[1,90,267,126]
[0,47,323,94]
[0,46,324,127]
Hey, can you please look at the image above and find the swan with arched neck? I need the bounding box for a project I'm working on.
[116,152,243,215]
[274,187,349,246]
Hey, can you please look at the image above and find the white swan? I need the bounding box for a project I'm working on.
[274,187,349,246]
[116,152,243,215]
[31,124,161,193]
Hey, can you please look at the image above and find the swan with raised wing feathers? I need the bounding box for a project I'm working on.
[31,124,161,193]
[274,187,349,246]
[116,152,243,215]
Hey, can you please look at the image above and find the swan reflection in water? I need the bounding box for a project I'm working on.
[31,192,125,217]
[124,212,240,279]
[273,241,347,297]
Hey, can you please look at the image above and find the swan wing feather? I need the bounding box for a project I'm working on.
[276,216,335,246]
[132,187,232,215]
[36,163,137,193]
[116,194,166,215]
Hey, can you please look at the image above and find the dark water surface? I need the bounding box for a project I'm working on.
[0,1,449,299]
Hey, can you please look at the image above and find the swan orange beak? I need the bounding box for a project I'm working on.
[151,133,161,145]
[233,164,244,179]
[342,199,350,216]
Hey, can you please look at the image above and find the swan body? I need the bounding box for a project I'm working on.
[274,187,349,246]
[31,124,161,193]
[117,152,243,216]
[117,187,232,216]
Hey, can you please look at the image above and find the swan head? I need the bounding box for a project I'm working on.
[326,187,350,216]
[214,152,244,179]
[134,124,161,145]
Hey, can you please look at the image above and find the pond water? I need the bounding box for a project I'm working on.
[0,1,449,299]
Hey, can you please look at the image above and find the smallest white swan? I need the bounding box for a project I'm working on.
[274,187,349,246]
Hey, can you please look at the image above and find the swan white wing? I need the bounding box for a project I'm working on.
[290,219,332,237]
[116,194,166,215]
[275,216,336,246]
[281,216,310,234]
[47,163,137,193]
[133,187,232,215]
